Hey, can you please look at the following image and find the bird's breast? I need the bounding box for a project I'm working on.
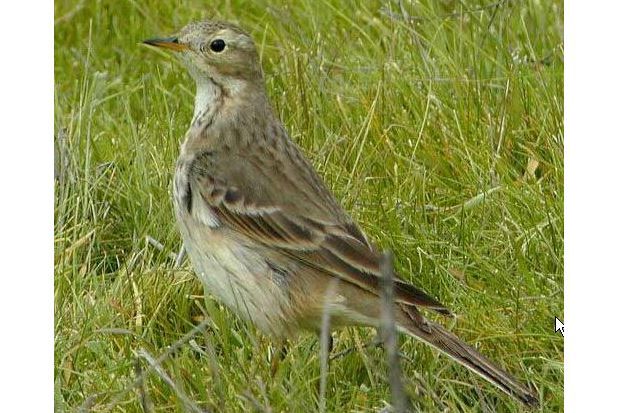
[173,158,192,217]
[172,152,294,337]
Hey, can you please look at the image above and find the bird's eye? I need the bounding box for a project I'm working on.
[209,39,226,53]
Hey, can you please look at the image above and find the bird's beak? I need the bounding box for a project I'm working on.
[142,37,188,52]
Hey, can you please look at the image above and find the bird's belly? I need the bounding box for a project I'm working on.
[176,212,292,336]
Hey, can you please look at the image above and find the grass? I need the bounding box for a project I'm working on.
[54,0,563,411]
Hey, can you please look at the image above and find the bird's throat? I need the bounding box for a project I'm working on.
[193,77,223,121]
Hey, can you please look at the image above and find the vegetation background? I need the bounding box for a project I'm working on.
[54,0,563,411]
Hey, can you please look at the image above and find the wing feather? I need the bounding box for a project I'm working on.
[192,172,450,315]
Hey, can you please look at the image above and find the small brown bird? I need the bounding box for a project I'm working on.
[143,20,538,407]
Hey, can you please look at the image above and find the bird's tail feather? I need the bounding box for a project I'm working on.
[399,315,538,407]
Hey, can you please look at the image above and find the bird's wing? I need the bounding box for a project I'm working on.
[187,149,450,315]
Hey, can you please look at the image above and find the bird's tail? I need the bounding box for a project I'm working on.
[398,310,538,407]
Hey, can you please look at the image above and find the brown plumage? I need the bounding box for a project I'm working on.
[144,20,538,407]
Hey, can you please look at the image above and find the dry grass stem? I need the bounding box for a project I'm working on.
[99,317,212,412]
[319,279,338,413]
[137,348,209,413]
[379,251,410,413]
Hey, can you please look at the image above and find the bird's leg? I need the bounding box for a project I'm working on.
[329,333,382,360]
[269,340,289,376]
[174,244,186,268]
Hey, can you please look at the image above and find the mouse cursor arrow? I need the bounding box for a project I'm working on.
[554,317,564,337]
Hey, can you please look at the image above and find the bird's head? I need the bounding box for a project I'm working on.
[143,20,263,95]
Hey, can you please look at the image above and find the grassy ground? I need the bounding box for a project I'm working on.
[54,0,563,411]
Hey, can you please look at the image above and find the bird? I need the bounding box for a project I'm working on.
[143,20,538,407]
